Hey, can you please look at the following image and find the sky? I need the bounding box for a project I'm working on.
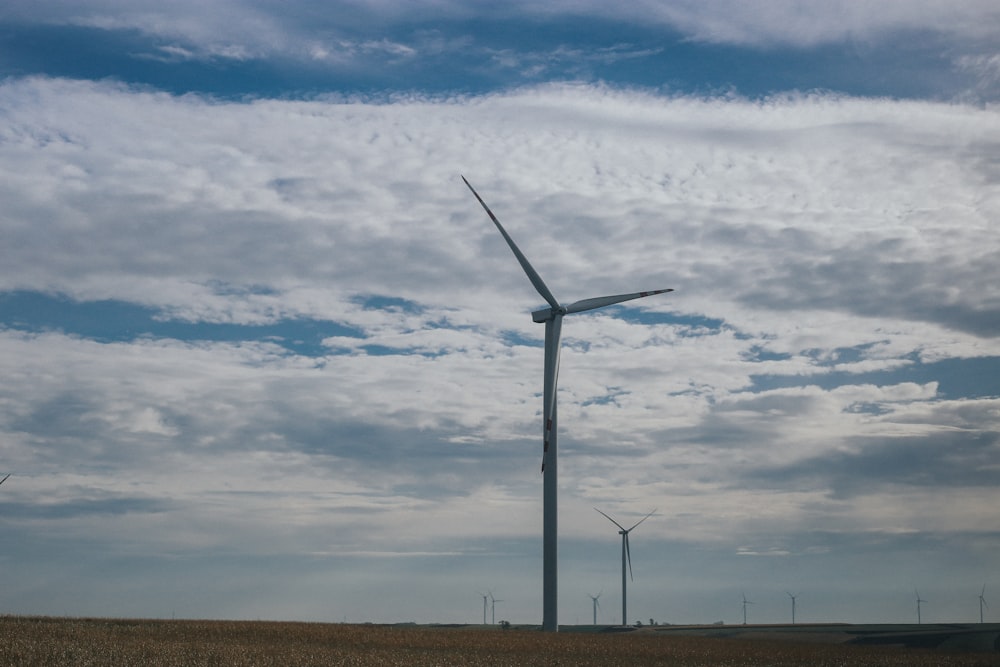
[1,1,999,627]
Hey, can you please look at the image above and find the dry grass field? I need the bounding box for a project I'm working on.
[1,616,997,666]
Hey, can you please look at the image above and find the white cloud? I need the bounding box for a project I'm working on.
[625,0,1000,47]
[1,77,998,622]
[8,1,1000,65]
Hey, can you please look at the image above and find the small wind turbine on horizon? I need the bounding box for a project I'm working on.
[478,592,489,625]
[742,593,753,625]
[595,507,656,628]
[463,176,673,632]
[787,592,798,625]
[915,590,927,624]
[979,585,988,624]
[588,592,602,626]
[490,591,503,624]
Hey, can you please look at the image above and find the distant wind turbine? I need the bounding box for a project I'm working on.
[478,592,489,625]
[915,590,927,624]
[595,508,656,627]
[463,176,673,632]
[742,593,753,625]
[588,592,602,626]
[490,591,503,624]
[787,592,798,625]
[979,585,988,624]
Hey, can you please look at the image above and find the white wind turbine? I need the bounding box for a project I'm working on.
[490,591,503,624]
[787,591,799,624]
[588,592,602,626]
[478,592,489,625]
[980,585,989,624]
[742,592,753,625]
[463,176,672,631]
[916,590,927,624]
[595,508,656,628]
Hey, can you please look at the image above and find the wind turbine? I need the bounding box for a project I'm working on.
[915,590,926,624]
[742,593,753,625]
[479,592,489,625]
[490,591,503,624]
[595,508,656,627]
[588,592,602,626]
[463,176,672,631]
[787,592,798,625]
[979,585,988,624]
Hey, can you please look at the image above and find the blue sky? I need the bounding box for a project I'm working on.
[1,1,999,626]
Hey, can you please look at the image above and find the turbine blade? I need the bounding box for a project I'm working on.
[626,508,657,532]
[564,289,673,315]
[462,176,560,310]
[0,473,9,485]
[594,507,626,532]
[541,314,562,472]
[625,534,634,581]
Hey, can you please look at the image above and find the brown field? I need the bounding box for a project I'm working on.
[1,616,998,666]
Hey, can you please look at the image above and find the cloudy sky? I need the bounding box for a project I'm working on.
[1,1,998,626]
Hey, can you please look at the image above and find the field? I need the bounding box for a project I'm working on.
[1,616,998,666]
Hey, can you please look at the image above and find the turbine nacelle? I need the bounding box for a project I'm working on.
[532,306,562,323]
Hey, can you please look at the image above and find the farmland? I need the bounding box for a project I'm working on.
[1,617,998,666]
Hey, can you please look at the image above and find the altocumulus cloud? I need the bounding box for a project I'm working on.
[0,75,998,623]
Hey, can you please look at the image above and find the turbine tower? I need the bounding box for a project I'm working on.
[915,590,926,624]
[595,508,656,628]
[742,593,753,625]
[787,592,798,624]
[588,592,602,626]
[463,176,672,631]
[979,585,988,624]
